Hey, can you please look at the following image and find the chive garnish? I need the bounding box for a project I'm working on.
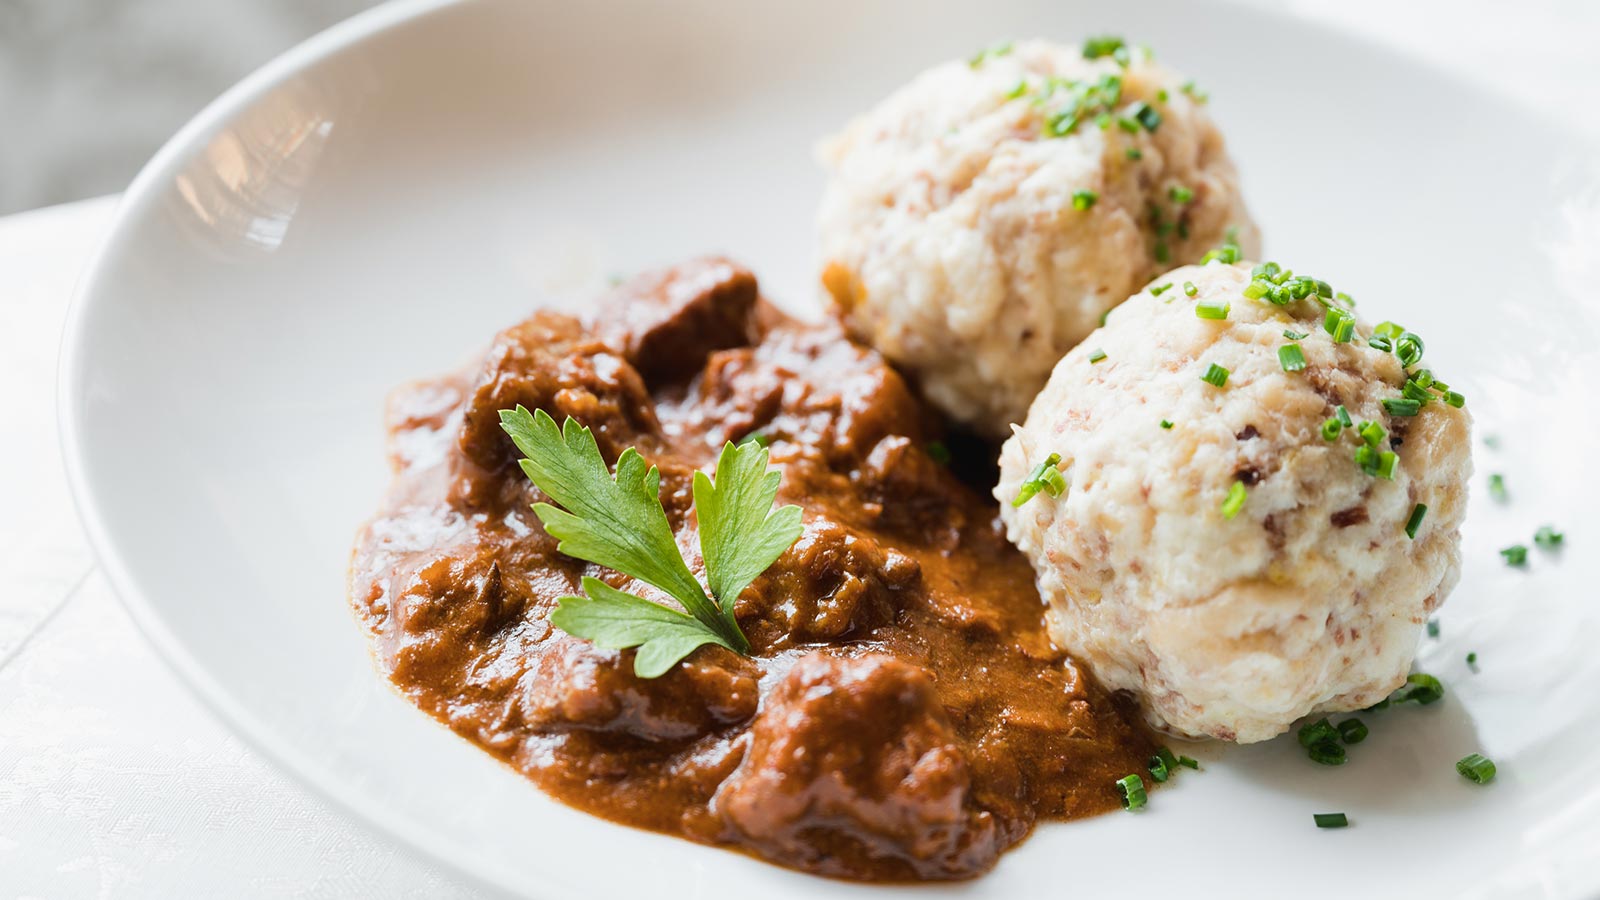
[1150,282,1174,296]
[1488,473,1507,502]
[1391,672,1444,705]
[1169,185,1194,204]
[1313,813,1349,829]
[1126,147,1143,160]
[1335,405,1353,428]
[1184,281,1199,297]
[1337,718,1368,744]
[1072,189,1098,211]
[1089,348,1108,364]
[1533,525,1564,549]
[1500,544,1528,566]
[1117,773,1148,810]
[1384,398,1422,417]
[1404,503,1427,539]
[1196,298,1230,320]
[1012,452,1067,507]
[1456,753,1496,785]
[1160,419,1174,430]
[1220,481,1248,519]
[1279,343,1307,372]
[1321,418,1342,441]
[1427,618,1440,638]
[1201,363,1230,387]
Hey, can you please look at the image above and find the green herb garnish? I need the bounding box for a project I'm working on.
[1089,348,1108,364]
[499,407,802,677]
[1500,544,1529,566]
[1013,452,1067,507]
[1404,503,1428,539]
[1196,298,1230,320]
[1534,525,1564,549]
[968,41,1013,68]
[1279,343,1307,372]
[1221,481,1248,519]
[1201,363,1230,388]
[1456,753,1496,785]
[1072,189,1098,211]
[1390,672,1444,705]
[1314,813,1349,829]
[1117,773,1148,810]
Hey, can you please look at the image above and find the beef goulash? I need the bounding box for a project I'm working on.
[349,258,1155,881]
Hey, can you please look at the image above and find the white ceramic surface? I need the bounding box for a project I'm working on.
[58,0,1600,897]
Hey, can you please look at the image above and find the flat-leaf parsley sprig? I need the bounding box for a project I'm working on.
[498,406,803,677]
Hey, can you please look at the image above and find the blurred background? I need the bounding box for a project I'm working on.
[4,0,1599,218]
[0,0,377,215]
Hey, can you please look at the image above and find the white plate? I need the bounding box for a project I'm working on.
[59,0,1600,896]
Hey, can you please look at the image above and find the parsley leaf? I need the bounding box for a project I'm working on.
[551,577,734,678]
[498,406,801,677]
[694,442,805,639]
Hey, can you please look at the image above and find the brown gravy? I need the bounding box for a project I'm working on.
[349,258,1155,881]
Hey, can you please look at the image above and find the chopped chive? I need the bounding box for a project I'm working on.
[1284,329,1309,340]
[1169,185,1194,204]
[1374,321,1404,340]
[1357,421,1385,447]
[1072,189,1098,211]
[1391,672,1444,705]
[1089,348,1108,364]
[1200,242,1241,265]
[1405,503,1427,539]
[1279,343,1307,372]
[1177,755,1199,769]
[1201,363,1230,387]
[1355,444,1379,476]
[1337,718,1368,744]
[1456,753,1496,785]
[1500,544,1528,566]
[1156,87,1169,102]
[1196,298,1230,320]
[1331,314,1355,344]
[1125,147,1143,160]
[1336,291,1355,307]
[1128,100,1161,131]
[1082,35,1127,60]
[1297,718,1339,748]
[968,41,1013,68]
[1335,405,1353,428]
[1159,419,1174,429]
[1308,741,1346,766]
[1147,750,1172,783]
[1321,418,1342,441]
[1180,79,1208,103]
[1396,332,1425,368]
[1375,450,1397,480]
[1184,281,1199,297]
[1220,480,1248,519]
[1384,398,1422,417]
[1488,473,1507,502]
[1444,390,1465,408]
[1466,651,1478,670]
[1005,79,1029,99]
[1243,281,1270,300]
[1427,618,1440,638]
[1314,813,1349,829]
[1368,334,1393,353]
[1533,525,1564,548]
[1012,452,1066,507]
[1150,282,1174,296]
[1154,241,1171,263]
[1116,773,1148,810]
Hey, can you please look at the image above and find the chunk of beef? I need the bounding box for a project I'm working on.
[594,257,759,386]
[689,322,932,469]
[740,519,915,650]
[456,312,658,479]
[520,635,760,743]
[714,652,1000,880]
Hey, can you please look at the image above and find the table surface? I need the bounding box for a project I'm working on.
[4,3,1597,896]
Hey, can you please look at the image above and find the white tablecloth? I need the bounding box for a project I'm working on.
[3,3,1596,896]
